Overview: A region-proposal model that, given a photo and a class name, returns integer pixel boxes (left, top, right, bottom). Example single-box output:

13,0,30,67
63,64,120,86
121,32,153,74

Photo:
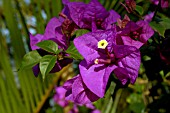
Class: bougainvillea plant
20,0,170,112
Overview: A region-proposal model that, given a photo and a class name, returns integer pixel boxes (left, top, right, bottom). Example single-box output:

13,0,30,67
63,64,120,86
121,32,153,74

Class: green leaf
165,72,170,78
56,49,63,54
143,55,151,61
129,102,145,113
39,55,57,80
20,50,42,70
73,29,89,38
150,21,166,37
135,5,143,15
66,42,83,60
160,18,170,29
127,93,143,104
36,40,58,54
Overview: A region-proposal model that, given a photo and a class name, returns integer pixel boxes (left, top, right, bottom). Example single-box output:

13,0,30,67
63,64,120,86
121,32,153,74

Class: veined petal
120,21,140,35
72,75,99,104
113,44,139,58
29,33,44,50
121,36,143,49
74,30,116,65
116,20,153,49
63,75,99,104
102,10,120,29
117,47,141,84
44,17,62,39
136,20,154,44
66,1,86,28
79,60,117,97
114,67,129,85
85,0,109,20
44,17,68,49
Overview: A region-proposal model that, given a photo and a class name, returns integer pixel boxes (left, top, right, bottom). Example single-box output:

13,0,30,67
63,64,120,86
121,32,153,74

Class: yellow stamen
97,39,108,49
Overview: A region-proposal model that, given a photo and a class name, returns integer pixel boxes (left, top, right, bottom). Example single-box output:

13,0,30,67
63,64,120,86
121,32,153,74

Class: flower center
130,31,140,40
95,40,116,65
57,52,64,60
96,18,103,29
97,39,108,49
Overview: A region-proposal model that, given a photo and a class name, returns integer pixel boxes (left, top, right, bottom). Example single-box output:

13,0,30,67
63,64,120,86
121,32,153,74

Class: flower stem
63,56,73,59
111,88,123,113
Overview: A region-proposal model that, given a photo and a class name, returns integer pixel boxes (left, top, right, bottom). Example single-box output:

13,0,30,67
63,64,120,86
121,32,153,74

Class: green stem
111,88,123,113
63,56,74,59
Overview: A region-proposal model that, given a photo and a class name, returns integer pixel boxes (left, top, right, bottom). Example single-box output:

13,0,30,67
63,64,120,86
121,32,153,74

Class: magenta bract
74,30,141,97
116,20,154,49
63,75,100,104
62,0,120,31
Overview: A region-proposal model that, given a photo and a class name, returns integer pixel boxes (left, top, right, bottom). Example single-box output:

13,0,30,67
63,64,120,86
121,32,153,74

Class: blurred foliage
0,0,170,113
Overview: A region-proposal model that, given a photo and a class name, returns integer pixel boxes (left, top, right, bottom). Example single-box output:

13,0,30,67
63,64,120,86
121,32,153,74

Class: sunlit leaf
66,42,83,60
36,40,58,54
165,72,170,78
150,21,166,37
135,5,143,15
20,50,42,70
39,55,57,80
160,18,170,29
73,29,89,38
129,102,145,113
